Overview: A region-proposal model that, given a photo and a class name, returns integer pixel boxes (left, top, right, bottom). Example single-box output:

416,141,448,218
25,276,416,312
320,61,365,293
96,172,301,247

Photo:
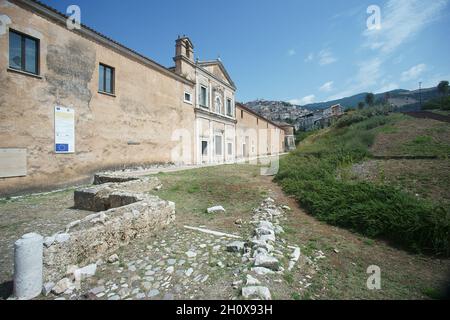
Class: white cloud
288,99,302,105
304,50,337,65
289,95,316,105
287,49,296,57
319,81,334,92
363,0,448,54
401,63,427,81
420,74,450,89
332,0,448,99
318,49,337,66
327,58,383,100
304,52,314,62
376,82,399,93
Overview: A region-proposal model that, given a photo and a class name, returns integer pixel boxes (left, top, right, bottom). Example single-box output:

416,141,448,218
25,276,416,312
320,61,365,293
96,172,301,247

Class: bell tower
174,35,195,78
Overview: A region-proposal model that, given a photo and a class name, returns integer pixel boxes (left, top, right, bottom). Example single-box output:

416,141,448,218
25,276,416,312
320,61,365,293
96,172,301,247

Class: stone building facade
235,104,285,160
170,37,238,165
0,0,286,196
276,123,296,151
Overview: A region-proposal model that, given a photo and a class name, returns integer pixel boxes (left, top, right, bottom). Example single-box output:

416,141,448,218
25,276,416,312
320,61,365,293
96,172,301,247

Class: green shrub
335,113,367,128
276,153,450,256
423,101,440,110
335,105,393,129
277,113,450,256
423,96,450,111
356,116,389,130
441,96,450,110
412,135,433,144
295,130,319,144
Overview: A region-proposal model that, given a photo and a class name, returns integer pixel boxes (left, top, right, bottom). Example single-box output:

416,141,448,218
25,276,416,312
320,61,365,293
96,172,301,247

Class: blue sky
41,0,450,104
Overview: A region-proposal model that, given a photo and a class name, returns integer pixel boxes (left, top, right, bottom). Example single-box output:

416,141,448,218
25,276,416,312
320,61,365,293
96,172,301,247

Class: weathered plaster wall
236,106,262,159
0,1,195,196
236,106,286,160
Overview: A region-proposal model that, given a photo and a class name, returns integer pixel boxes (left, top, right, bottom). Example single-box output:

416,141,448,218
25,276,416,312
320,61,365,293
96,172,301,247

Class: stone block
254,254,280,271
226,241,246,253
242,286,271,300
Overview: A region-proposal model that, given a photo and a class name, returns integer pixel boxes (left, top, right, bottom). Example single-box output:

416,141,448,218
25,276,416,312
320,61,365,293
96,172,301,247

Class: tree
437,81,449,109
384,92,391,104
438,81,449,95
358,102,365,110
365,93,375,107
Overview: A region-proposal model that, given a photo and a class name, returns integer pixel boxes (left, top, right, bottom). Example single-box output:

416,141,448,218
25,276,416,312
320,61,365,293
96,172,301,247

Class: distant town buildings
323,104,344,118
245,100,344,132
245,100,311,122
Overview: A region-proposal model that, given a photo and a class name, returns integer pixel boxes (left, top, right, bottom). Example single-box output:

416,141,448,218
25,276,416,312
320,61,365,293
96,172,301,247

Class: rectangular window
9,30,39,75
227,143,233,156
184,92,192,104
226,99,233,116
215,136,222,156
241,110,244,119
202,141,208,156
99,63,115,94
199,86,207,108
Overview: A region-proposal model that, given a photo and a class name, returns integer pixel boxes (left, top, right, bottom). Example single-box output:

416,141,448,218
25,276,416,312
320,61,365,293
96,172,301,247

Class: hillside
244,85,446,122
303,87,442,110
275,106,450,257
302,90,404,110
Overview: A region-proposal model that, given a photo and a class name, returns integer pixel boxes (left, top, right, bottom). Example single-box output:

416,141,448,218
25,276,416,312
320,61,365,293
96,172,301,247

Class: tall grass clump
276,108,450,256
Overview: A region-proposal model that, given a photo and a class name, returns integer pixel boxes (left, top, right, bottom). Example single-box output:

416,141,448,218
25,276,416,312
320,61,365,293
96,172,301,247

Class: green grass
0,187,77,204
421,287,447,300
275,107,450,256
295,130,319,145
291,292,301,300
150,165,264,218
284,272,295,285
431,110,450,116
363,239,375,246
299,112,407,159
379,125,399,134
402,135,450,158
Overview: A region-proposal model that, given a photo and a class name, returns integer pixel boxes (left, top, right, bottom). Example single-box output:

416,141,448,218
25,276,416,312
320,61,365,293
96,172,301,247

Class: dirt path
403,111,450,123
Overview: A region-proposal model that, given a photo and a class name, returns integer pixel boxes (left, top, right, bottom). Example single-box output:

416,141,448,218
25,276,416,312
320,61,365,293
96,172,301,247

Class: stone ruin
13,173,175,299
74,174,163,212
44,175,174,282
225,198,301,300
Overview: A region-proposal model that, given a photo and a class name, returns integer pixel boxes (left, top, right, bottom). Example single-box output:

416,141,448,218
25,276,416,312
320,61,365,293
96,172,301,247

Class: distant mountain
302,87,441,110
244,85,445,122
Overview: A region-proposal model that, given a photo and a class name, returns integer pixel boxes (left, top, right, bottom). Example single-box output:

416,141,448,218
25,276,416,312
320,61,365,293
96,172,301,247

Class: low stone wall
93,174,140,185
74,176,162,212
42,176,174,282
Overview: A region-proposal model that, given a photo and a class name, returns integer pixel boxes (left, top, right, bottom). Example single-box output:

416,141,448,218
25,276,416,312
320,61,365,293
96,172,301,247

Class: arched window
185,44,191,59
